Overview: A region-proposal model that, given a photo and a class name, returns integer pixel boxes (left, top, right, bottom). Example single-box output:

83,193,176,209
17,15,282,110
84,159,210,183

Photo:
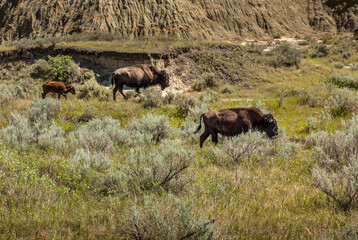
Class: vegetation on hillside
0,36,358,239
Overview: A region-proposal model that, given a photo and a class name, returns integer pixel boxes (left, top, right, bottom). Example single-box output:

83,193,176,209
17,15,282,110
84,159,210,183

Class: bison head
158,70,170,90
262,114,278,138
67,86,76,95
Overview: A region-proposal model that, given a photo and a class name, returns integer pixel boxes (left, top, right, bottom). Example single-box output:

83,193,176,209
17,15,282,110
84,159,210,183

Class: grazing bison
111,64,169,101
42,81,76,100
194,107,278,148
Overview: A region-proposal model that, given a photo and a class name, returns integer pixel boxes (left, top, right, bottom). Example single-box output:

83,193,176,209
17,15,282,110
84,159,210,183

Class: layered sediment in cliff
0,0,356,43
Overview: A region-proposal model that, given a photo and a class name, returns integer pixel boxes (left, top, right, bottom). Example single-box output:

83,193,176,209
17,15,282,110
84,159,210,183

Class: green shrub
78,69,95,83
37,124,65,150
309,44,329,58
192,73,219,91
192,79,207,91
333,62,344,69
321,34,335,44
266,43,301,68
1,114,35,151
138,88,164,108
199,90,219,103
126,139,193,193
0,99,64,151
304,111,331,133
76,105,98,123
210,131,271,167
31,59,52,79
47,55,80,82
221,85,234,94
0,84,16,105
327,88,358,116
104,170,129,194
126,113,172,144
124,194,215,240
166,93,200,119
350,63,358,71
307,115,358,210
202,73,218,88
297,40,309,46
69,117,126,154
76,78,111,101
296,89,325,107
332,42,355,59
327,73,358,89
72,149,111,174
26,98,61,124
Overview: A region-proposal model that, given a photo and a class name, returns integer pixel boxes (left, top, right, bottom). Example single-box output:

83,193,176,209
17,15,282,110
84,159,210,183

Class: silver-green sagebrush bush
76,78,111,101
124,194,215,240
0,75,34,105
27,98,61,123
266,43,301,68
104,169,129,194
0,99,64,151
326,88,358,116
1,114,35,151
139,88,164,108
76,105,98,122
210,131,272,166
0,84,17,105
37,124,65,150
307,115,358,210
327,73,358,89
69,117,126,154
126,113,172,144
72,149,112,174
297,89,325,107
126,139,193,194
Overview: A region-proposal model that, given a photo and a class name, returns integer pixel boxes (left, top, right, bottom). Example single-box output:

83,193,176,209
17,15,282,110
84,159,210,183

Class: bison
194,107,278,148
111,64,169,101
42,81,76,100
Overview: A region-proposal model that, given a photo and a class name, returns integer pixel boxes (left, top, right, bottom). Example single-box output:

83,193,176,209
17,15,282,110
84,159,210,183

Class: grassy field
0,37,358,239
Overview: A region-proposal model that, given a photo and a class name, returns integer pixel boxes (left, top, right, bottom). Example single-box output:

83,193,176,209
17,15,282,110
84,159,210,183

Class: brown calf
42,81,76,100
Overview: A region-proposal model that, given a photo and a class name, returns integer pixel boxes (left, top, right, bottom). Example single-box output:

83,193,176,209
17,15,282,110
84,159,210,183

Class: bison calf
42,81,76,100
194,107,278,148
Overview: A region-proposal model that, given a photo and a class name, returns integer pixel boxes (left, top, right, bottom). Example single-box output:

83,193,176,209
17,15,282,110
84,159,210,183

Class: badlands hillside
0,0,357,43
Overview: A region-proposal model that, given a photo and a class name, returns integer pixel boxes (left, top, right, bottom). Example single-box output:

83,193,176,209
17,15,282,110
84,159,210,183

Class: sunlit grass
57,39,239,52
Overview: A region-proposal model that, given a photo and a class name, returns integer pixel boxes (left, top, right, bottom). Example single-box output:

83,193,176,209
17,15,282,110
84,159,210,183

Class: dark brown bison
111,64,169,101
42,81,76,100
194,107,278,148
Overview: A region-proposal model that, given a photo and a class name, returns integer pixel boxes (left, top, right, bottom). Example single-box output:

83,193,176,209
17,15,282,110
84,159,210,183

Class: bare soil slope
0,0,357,42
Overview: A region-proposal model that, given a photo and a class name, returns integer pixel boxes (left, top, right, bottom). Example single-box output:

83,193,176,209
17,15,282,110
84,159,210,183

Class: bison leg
211,131,219,145
58,93,61,100
62,93,67,100
136,87,140,94
42,92,47,99
200,130,210,148
118,84,127,100
113,86,118,101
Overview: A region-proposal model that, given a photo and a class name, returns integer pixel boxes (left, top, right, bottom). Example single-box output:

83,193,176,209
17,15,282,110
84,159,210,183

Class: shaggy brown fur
194,107,278,148
42,81,76,100
111,64,169,100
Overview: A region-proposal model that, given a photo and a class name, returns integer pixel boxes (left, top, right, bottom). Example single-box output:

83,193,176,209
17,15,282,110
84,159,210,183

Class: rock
0,0,357,43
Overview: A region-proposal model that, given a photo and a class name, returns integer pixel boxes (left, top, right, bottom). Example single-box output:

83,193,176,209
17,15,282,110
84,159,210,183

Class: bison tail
111,76,114,87
193,113,204,134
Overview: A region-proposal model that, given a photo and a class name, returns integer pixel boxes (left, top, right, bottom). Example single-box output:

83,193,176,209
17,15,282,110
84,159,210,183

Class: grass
1,39,358,239
0,45,15,51
0,34,239,53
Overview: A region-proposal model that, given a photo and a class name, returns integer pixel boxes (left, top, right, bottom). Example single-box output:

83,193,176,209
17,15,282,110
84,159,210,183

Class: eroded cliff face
0,0,356,42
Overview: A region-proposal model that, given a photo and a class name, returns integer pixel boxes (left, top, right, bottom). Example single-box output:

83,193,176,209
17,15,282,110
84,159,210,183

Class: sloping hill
0,0,356,43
